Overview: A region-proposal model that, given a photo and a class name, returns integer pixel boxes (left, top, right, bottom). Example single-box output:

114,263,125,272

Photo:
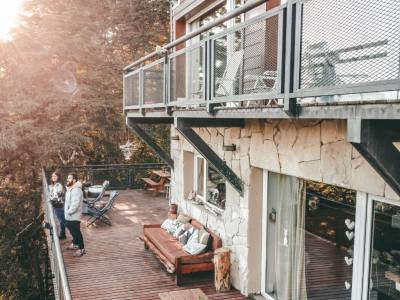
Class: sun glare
0,1,25,41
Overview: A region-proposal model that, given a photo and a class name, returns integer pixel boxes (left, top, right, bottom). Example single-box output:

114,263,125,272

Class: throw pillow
176,214,191,224
198,228,210,245
178,232,188,245
161,219,179,235
183,242,207,255
186,229,199,245
173,224,185,238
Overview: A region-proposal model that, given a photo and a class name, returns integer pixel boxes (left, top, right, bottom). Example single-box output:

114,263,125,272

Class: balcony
42,164,247,300
123,0,400,120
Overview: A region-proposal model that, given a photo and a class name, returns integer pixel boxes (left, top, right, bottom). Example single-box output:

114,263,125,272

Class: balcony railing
42,169,72,300
123,0,400,113
49,163,168,189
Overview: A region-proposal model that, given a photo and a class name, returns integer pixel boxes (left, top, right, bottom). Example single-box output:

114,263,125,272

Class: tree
0,0,171,298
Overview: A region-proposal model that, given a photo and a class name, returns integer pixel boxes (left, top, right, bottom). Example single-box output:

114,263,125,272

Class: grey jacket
64,181,83,221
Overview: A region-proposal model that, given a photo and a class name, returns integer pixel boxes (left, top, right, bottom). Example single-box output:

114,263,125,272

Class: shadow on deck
61,190,247,300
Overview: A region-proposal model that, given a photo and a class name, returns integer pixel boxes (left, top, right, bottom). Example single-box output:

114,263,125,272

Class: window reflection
369,201,400,299
206,164,226,210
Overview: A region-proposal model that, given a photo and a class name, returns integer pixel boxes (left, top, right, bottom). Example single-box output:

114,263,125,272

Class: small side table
214,247,231,292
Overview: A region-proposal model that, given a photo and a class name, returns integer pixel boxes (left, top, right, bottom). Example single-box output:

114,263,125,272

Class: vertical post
139,63,145,115
283,0,298,116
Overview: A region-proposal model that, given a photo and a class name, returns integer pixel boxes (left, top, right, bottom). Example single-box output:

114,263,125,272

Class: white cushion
183,242,207,255
173,224,185,238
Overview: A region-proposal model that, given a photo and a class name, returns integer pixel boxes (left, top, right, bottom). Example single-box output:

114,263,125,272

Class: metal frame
209,6,285,104
42,169,72,300
127,120,174,169
175,118,244,195
141,58,166,108
123,1,400,116
123,69,141,110
291,0,400,100
167,40,208,106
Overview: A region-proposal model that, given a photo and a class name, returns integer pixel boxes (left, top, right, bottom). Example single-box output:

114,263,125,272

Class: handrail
42,168,72,300
123,0,267,72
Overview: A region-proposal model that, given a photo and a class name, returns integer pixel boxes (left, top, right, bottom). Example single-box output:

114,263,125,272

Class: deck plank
61,190,247,300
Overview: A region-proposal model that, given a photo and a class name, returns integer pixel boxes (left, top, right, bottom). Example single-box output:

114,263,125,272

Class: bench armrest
143,223,162,229
176,251,214,265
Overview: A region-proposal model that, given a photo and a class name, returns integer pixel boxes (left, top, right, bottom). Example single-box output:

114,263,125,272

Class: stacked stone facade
170,119,399,295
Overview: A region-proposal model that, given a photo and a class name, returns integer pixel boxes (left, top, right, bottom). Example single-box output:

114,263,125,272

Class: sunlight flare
0,1,25,41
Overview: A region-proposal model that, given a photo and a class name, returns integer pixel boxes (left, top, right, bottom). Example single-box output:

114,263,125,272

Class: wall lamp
223,144,236,151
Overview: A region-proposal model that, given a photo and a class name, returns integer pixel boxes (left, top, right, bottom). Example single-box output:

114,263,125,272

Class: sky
0,0,25,41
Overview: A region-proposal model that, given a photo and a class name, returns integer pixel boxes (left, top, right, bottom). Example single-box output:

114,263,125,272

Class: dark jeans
54,207,66,236
66,220,85,250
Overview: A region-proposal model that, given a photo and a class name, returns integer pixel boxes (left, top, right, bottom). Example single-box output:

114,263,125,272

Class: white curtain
271,174,307,300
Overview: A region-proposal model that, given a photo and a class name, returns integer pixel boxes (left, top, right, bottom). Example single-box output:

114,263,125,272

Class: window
366,198,400,299
194,155,226,210
194,156,205,199
206,164,226,210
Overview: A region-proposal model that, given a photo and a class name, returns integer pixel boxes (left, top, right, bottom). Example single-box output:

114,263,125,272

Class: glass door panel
368,199,400,299
263,175,357,299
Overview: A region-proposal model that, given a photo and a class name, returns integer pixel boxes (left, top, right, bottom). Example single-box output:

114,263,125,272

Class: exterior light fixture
223,144,236,151
171,135,180,141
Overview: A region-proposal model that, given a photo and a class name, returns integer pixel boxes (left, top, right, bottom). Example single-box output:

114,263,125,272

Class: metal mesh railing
124,71,140,107
169,51,186,102
299,0,400,90
187,43,206,101
169,42,206,104
143,60,165,105
212,13,280,102
42,169,72,300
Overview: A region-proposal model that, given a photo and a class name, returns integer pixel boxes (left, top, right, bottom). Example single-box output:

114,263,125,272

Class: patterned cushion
176,214,191,224
198,228,210,245
183,242,207,255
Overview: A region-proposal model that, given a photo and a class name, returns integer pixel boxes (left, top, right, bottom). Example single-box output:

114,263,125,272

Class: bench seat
144,227,189,263
140,217,222,285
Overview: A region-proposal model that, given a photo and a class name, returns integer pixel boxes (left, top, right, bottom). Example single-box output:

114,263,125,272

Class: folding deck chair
215,49,244,97
83,180,110,210
86,191,119,227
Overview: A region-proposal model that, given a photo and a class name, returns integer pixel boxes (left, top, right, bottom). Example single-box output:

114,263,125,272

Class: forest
0,0,171,298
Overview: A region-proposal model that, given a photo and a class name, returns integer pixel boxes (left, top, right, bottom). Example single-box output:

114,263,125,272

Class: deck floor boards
61,190,247,300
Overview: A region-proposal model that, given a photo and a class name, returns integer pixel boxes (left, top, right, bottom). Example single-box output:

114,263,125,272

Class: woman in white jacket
64,173,85,257
49,171,67,239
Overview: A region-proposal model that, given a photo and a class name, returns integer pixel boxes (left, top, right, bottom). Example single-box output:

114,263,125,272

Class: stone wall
169,119,400,295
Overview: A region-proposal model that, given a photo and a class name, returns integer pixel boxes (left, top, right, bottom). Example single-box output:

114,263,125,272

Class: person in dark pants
64,173,86,257
49,171,68,239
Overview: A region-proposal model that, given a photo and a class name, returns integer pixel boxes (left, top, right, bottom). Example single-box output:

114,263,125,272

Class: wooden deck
60,190,247,300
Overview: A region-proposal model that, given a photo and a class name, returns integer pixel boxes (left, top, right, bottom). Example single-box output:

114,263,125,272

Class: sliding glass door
262,172,357,299
363,196,400,300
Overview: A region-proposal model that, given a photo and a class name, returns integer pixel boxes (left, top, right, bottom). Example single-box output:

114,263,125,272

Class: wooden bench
139,217,222,285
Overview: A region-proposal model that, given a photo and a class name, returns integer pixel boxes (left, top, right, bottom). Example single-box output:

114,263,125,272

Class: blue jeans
54,207,66,236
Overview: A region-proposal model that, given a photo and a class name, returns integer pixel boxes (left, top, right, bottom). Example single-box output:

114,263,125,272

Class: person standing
64,173,86,257
49,171,67,239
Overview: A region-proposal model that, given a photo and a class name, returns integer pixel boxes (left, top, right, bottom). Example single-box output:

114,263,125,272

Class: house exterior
123,0,400,299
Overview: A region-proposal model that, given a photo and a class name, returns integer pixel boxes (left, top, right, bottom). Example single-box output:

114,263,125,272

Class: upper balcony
123,0,400,121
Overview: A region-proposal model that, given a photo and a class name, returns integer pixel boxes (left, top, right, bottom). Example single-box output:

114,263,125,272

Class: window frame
194,155,206,201
261,170,400,300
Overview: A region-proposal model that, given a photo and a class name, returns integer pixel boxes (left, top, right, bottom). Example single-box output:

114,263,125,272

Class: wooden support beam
127,119,174,169
175,119,244,195
348,120,400,196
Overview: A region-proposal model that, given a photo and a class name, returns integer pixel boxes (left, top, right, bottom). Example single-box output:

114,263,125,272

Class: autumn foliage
0,0,170,298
